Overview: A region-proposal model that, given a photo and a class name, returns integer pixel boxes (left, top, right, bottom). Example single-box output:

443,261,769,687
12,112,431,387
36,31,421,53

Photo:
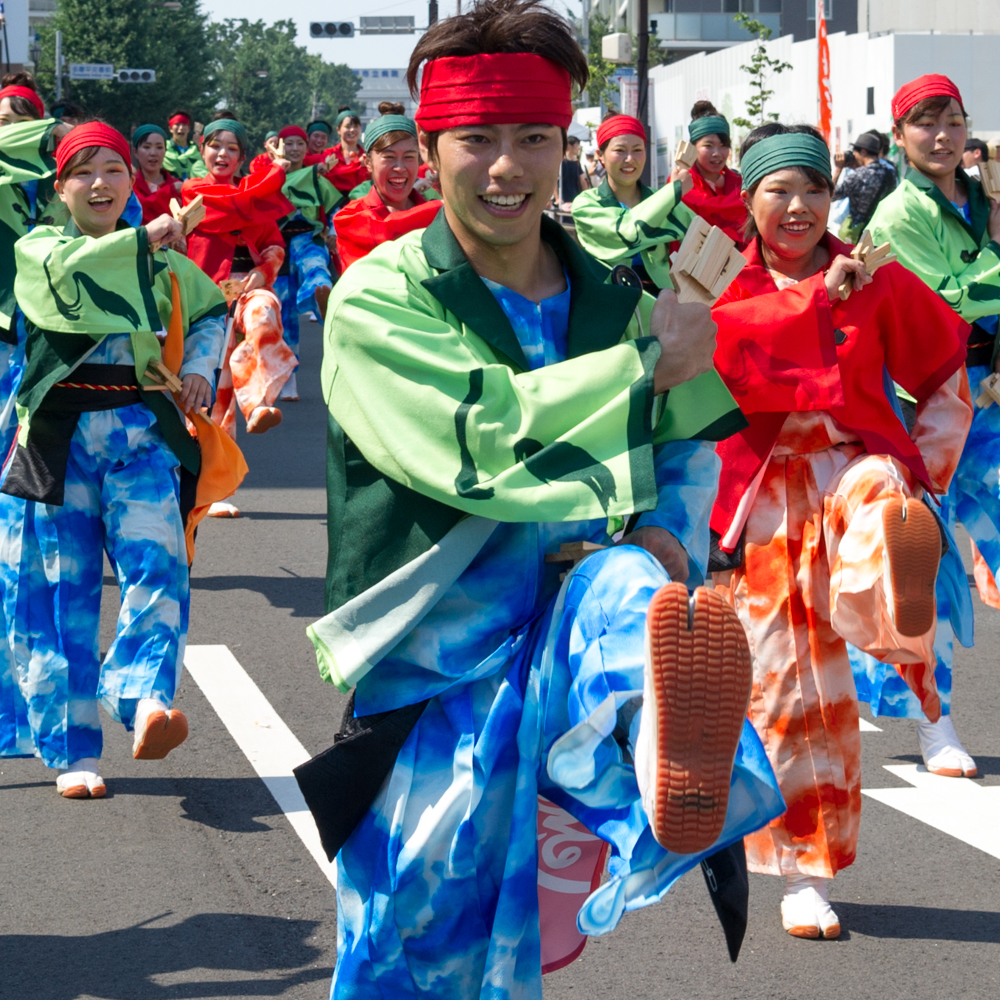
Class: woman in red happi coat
333,105,441,272
709,124,972,941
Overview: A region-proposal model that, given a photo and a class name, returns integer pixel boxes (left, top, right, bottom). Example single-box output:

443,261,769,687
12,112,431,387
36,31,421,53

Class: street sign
117,68,156,83
360,16,415,34
68,63,114,81
309,22,355,38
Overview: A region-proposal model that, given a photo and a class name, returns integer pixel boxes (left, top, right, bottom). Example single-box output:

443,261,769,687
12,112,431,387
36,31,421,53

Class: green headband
307,120,332,135
265,130,278,140
203,118,248,151
740,132,832,191
689,115,730,144
337,109,360,127
364,114,416,150
131,123,168,148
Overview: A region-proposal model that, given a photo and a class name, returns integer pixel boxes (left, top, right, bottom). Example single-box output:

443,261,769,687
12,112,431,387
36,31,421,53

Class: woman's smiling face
746,166,831,260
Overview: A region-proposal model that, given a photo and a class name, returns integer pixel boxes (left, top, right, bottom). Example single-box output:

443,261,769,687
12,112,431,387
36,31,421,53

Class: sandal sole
883,497,939,637
646,583,751,855
133,709,189,760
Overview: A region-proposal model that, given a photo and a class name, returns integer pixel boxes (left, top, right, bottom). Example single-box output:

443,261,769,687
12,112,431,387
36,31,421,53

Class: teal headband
364,114,416,150
203,118,248,151
689,115,730,144
265,130,278,140
131,123,168,148
740,132,832,191
337,109,360,127
307,120,332,135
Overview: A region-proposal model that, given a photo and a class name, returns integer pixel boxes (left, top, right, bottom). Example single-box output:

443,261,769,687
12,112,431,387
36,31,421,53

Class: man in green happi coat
302,2,783,996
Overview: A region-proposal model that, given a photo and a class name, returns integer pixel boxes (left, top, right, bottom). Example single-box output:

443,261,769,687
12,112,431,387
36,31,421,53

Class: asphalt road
1,316,998,1000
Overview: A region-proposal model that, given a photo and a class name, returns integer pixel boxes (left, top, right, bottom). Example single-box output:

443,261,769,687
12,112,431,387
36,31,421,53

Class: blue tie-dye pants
851,365,997,718
0,403,189,769
0,325,33,757
333,545,784,999
274,230,333,361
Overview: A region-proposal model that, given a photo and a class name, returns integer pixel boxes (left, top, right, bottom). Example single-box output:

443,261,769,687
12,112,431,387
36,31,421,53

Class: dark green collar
62,216,133,239
594,176,654,209
906,167,989,244
420,209,641,371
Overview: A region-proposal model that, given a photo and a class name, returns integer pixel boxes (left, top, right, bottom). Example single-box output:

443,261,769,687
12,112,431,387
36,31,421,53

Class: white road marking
184,644,337,888
859,717,882,732
863,764,1000,860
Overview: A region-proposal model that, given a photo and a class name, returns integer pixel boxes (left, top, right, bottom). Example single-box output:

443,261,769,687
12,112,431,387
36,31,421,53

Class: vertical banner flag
817,0,832,141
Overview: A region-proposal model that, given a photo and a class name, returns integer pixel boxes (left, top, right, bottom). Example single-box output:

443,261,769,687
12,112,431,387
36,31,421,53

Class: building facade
351,68,416,129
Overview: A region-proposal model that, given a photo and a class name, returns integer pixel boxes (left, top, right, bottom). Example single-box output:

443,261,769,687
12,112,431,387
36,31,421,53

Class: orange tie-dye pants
211,286,298,439
714,413,941,878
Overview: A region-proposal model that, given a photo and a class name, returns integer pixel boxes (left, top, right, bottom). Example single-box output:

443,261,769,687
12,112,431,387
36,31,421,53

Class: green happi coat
282,164,342,235
869,167,1000,330
321,210,743,628
571,177,695,289
163,139,208,180
0,118,63,334
12,220,226,472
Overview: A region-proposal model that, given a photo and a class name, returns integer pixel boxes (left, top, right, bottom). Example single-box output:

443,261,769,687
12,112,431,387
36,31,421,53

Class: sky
201,0,583,69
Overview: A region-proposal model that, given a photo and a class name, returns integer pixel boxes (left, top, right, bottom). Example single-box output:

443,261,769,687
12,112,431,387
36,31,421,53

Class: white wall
861,0,1000,35
650,28,1000,178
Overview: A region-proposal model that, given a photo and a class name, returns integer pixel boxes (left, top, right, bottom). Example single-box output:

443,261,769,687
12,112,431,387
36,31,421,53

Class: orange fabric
971,540,1000,609
164,270,248,562
211,281,296,438
714,416,942,878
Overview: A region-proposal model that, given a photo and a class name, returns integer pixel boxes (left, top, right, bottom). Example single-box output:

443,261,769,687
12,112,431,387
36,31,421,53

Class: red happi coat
306,142,370,193
133,169,182,225
710,233,969,548
334,186,442,271
682,165,746,245
182,166,293,284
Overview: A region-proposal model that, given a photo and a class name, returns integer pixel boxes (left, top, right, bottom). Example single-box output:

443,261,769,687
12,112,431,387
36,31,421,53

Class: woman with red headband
855,75,1000,780
333,106,441,271
709,122,970,939
306,1,784,995
675,101,745,244
0,121,239,799
163,109,207,180
181,117,301,516
260,124,337,400
571,112,695,293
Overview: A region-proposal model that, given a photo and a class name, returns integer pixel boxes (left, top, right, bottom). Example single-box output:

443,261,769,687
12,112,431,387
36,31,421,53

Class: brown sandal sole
647,583,752,855
883,497,939,637
133,709,189,760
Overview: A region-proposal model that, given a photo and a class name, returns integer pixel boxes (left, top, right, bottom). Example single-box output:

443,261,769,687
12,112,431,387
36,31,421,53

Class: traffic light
117,68,156,83
309,22,355,38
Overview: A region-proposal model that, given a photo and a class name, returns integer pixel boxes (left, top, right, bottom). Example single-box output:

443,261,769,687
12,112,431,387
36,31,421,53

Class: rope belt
54,381,139,391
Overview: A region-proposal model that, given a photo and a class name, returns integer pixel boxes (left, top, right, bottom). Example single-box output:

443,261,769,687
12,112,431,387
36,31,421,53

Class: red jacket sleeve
712,272,845,414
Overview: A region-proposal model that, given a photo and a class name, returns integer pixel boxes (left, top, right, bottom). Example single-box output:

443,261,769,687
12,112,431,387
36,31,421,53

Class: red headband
891,74,965,122
169,113,191,127
56,122,133,178
415,53,572,132
278,125,308,141
596,115,647,148
0,85,44,118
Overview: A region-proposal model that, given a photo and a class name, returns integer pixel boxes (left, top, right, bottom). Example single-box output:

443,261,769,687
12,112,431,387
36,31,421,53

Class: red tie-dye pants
714,413,943,877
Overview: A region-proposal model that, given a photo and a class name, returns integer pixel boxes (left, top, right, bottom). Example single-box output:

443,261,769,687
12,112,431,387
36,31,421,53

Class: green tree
36,0,214,133
730,13,792,129
206,20,361,152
